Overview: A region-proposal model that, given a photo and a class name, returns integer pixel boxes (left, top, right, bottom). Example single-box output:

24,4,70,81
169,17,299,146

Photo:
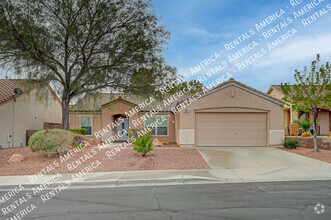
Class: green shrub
294,119,313,132
69,128,87,135
133,133,153,157
282,139,300,149
28,129,79,157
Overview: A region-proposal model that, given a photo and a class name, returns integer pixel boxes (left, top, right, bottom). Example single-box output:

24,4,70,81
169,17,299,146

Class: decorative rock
7,154,26,164
152,138,163,147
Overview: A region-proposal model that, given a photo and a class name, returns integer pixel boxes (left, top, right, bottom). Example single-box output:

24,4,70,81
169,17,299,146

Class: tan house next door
195,112,267,147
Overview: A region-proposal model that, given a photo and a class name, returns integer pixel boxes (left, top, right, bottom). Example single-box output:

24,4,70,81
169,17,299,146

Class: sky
1,0,330,94
153,0,331,92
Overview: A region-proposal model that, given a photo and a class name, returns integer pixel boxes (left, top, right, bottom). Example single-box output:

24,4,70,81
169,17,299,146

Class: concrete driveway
196,147,331,182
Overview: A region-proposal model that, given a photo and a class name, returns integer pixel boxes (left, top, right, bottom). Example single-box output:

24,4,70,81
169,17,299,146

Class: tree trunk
62,90,70,130
312,107,319,152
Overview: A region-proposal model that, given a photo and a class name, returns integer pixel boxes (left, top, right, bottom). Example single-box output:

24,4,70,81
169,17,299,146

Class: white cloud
256,32,331,67
188,27,222,40
187,27,235,41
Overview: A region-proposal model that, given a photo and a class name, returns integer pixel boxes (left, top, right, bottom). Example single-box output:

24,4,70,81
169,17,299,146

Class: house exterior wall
267,88,284,100
266,87,331,136
129,112,176,143
69,113,102,143
0,89,62,148
319,110,330,136
283,110,290,135
69,101,176,144
174,111,180,144
177,85,284,147
267,88,299,123
101,101,139,142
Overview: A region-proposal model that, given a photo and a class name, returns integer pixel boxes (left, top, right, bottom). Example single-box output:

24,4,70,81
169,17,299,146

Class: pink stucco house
69,79,284,147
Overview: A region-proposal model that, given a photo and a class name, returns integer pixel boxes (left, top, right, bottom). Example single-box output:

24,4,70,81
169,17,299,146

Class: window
81,117,92,135
145,118,156,135
156,118,168,136
144,117,168,136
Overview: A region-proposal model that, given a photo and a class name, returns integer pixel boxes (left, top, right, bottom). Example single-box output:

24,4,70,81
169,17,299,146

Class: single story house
267,85,331,136
70,79,284,147
0,77,62,148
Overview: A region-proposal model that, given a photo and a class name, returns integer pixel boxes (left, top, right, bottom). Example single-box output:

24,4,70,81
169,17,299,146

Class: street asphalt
1,180,330,220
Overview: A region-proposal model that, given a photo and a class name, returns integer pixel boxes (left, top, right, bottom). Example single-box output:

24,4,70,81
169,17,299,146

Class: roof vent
14,88,23,95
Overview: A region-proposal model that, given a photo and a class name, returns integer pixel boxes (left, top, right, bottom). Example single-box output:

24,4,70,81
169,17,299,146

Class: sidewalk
1,165,331,190
2,147,331,190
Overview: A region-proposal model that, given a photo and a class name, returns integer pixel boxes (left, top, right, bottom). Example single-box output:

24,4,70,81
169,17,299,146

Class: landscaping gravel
0,146,209,176
282,147,331,164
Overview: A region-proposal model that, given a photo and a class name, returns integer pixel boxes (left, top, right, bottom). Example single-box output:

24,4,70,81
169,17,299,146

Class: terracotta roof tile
177,79,284,106
70,80,284,112
70,93,192,112
0,79,34,104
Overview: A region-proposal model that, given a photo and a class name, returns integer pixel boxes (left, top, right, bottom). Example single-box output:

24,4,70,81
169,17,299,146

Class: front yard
282,147,331,164
0,146,209,176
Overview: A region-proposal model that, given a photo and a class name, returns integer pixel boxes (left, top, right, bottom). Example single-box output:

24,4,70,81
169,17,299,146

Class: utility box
7,134,12,143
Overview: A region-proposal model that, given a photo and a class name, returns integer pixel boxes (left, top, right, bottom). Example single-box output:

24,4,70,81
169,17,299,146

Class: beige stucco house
267,85,331,136
0,77,62,148
70,79,284,147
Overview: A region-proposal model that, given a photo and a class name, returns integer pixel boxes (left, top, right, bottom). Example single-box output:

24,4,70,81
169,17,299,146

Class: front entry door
117,118,128,141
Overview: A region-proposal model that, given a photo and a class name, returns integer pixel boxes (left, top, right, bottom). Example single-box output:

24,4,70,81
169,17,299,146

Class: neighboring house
0,77,62,148
70,79,284,147
267,85,331,136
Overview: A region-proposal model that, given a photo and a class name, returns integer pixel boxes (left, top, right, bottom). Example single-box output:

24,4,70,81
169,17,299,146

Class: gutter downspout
12,95,15,147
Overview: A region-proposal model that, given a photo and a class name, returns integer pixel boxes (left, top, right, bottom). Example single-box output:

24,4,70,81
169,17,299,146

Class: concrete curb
0,178,221,190
2,176,331,191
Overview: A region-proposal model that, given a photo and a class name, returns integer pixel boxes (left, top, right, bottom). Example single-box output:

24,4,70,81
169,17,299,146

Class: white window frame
144,116,169,137
79,116,93,136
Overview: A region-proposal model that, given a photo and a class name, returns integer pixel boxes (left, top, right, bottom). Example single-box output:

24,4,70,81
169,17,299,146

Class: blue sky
153,0,331,92
1,0,329,93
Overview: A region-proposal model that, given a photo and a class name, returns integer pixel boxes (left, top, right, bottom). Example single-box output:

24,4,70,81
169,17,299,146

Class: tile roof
268,85,327,95
0,79,35,105
70,79,285,112
70,93,192,112
177,78,284,106
0,78,62,106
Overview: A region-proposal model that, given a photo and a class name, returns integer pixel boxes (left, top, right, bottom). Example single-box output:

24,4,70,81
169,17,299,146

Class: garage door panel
196,113,267,146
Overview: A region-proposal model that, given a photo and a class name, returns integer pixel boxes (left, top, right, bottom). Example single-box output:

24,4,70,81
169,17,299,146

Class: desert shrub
69,128,87,135
282,139,300,149
72,134,92,147
162,141,168,145
28,129,82,157
133,133,153,157
294,119,313,132
301,132,312,137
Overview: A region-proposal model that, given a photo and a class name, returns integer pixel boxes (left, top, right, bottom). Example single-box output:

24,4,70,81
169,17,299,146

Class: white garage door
195,113,267,146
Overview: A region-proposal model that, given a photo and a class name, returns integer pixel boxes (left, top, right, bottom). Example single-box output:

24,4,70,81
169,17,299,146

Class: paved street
1,180,330,220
